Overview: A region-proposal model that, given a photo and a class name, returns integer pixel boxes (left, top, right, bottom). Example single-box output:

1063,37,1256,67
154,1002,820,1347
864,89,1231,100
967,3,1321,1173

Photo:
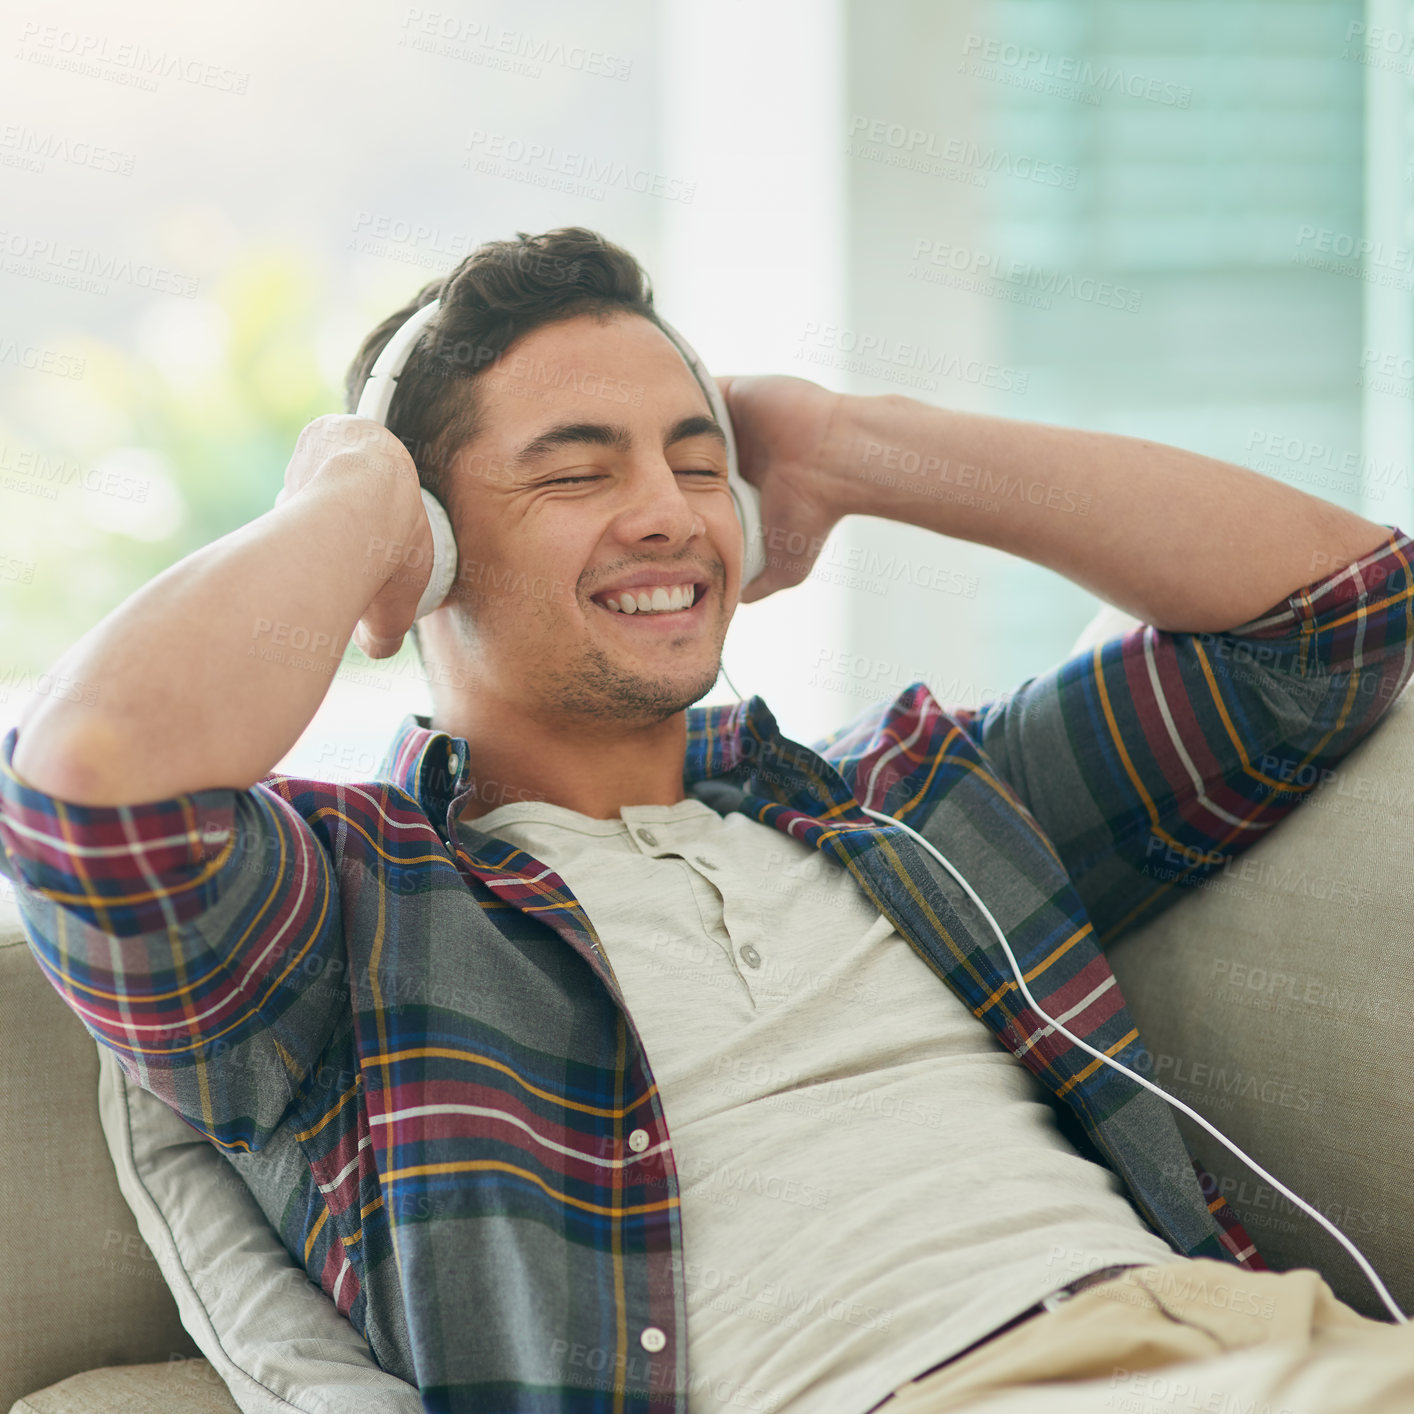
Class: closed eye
545,469,723,486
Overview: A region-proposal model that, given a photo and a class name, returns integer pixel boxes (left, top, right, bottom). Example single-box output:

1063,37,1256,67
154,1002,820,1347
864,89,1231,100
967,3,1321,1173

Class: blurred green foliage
0,248,344,676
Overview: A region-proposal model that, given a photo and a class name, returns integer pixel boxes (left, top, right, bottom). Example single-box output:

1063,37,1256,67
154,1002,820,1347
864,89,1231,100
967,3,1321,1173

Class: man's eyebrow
507,414,726,473
665,414,727,449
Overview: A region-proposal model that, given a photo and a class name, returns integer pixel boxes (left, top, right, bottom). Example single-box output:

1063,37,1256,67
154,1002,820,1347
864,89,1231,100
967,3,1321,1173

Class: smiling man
409,308,746,820
4,227,1414,1414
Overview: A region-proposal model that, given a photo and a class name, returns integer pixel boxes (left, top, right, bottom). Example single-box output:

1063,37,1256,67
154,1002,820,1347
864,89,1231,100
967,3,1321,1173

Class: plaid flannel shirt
1,524,1410,1413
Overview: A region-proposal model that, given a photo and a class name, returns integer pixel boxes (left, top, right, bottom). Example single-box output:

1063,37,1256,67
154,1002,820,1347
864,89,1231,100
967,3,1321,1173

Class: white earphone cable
854,803,1408,1324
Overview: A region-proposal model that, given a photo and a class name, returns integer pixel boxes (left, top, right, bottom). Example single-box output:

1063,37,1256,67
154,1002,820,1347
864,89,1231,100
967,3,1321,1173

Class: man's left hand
716,374,852,604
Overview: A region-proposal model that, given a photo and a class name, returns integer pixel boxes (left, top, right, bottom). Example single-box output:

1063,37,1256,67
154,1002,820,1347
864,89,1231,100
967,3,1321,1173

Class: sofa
4,600,1412,1412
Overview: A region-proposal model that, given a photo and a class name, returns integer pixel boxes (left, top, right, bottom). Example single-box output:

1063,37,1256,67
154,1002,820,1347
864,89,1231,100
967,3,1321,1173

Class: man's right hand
277,414,436,661
11,413,442,804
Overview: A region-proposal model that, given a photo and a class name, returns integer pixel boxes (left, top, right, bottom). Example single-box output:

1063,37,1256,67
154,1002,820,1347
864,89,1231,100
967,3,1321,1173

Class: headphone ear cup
708,384,765,587
653,316,767,588
730,475,766,587
414,488,460,620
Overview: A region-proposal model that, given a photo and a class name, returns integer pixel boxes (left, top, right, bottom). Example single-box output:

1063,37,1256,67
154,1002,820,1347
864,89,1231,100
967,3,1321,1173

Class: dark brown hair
344,226,663,514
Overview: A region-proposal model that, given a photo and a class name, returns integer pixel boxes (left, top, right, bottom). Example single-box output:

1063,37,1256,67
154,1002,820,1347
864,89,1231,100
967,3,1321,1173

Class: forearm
11,454,422,804
828,394,1395,631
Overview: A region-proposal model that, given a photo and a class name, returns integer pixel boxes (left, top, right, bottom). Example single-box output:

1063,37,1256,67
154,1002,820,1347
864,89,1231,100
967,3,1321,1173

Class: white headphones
353,298,766,619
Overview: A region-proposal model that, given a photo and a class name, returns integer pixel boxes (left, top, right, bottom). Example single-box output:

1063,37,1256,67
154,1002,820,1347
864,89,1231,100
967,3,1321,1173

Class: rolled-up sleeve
950,526,1414,948
0,726,346,1151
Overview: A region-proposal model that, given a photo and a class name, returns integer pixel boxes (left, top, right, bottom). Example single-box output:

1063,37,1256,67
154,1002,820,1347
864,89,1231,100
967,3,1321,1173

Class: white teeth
599,583,697,615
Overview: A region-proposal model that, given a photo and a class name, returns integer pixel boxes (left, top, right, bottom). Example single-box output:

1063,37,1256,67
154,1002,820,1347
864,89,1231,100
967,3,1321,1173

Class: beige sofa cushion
1071,605,1414,1321
96,1047,423,1414
10,1360,239,1413
0,892,199,1414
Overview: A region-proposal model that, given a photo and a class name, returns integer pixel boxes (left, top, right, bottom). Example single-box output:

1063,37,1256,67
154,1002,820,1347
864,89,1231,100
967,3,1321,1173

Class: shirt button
628,1128,650,1152
640,1326,666,1353
447,752,461,776
636,828,660,847
739,944,761,968
694,855,717,870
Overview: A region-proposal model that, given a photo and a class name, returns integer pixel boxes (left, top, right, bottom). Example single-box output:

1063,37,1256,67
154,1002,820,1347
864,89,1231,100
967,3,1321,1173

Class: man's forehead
449,317,723,491
474,316,712,440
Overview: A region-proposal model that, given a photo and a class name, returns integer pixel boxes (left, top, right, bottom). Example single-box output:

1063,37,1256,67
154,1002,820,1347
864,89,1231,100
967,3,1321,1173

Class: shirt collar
376,696,859,834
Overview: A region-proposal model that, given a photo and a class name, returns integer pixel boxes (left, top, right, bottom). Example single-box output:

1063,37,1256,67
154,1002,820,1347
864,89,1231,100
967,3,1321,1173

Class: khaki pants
878,1257,1414,1414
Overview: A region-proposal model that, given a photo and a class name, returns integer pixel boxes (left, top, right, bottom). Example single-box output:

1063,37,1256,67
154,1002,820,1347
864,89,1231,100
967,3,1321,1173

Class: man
1,225,1411,1414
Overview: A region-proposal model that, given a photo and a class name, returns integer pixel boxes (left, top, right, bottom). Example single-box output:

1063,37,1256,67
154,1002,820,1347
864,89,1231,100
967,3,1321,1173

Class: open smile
590,581,710,628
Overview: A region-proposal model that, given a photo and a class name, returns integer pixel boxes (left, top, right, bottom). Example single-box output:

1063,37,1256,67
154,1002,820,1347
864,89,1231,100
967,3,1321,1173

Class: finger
360,631,405,660
716,375,745,409
353,621,396,660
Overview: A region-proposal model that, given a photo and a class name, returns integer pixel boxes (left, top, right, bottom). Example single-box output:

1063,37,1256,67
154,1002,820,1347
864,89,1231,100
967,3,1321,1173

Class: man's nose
615,464,709,550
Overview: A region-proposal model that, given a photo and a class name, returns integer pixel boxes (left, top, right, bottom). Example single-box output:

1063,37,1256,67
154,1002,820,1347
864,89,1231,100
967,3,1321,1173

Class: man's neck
436,706,692,823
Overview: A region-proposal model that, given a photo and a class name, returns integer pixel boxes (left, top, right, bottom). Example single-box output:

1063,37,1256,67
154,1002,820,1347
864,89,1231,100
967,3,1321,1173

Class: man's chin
590,658,724,719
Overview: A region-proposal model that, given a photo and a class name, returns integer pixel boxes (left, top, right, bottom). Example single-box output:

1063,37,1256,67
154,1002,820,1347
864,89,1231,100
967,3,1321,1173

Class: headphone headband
355,299,443,424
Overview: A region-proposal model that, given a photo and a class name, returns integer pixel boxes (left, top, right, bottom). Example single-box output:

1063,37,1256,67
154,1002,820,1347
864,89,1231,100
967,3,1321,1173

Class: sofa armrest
10,1360,239,1413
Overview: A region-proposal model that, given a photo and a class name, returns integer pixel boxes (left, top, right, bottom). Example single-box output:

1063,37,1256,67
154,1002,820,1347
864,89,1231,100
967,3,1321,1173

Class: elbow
10,717,125,805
